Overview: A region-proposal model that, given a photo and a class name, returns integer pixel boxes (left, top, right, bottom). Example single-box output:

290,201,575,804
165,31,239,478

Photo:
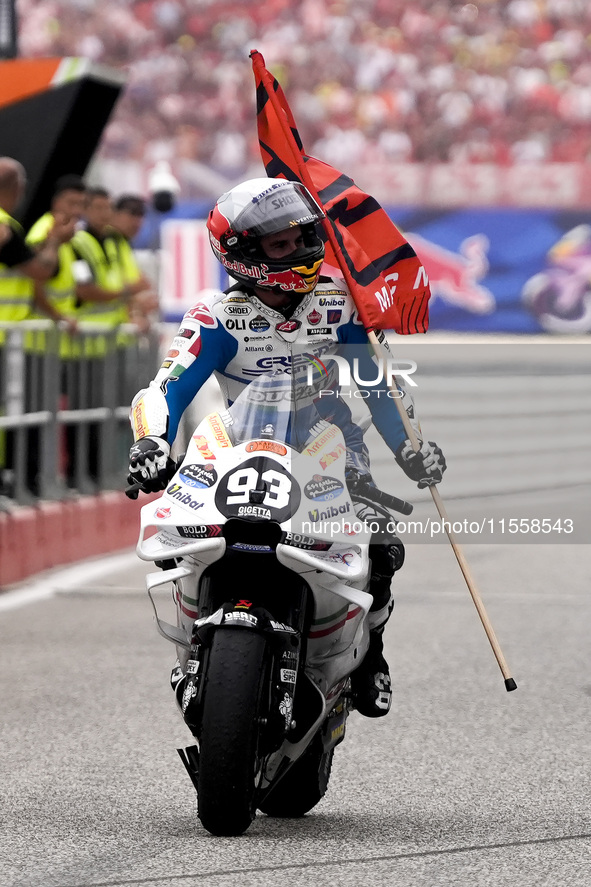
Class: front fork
180,602,303,749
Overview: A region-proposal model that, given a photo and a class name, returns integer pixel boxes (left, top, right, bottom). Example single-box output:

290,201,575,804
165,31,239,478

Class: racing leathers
131,277,422,468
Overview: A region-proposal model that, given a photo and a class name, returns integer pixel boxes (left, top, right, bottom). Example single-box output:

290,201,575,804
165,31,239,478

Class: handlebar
349,479,414,516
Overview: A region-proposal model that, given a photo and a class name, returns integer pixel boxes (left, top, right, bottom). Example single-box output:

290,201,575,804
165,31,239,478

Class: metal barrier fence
0,321,161,506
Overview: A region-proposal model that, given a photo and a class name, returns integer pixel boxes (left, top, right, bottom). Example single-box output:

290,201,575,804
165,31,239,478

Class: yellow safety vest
26,213,78,317
113,234,142,287
26,213,80,356
0,208,33,323
71,229,129,326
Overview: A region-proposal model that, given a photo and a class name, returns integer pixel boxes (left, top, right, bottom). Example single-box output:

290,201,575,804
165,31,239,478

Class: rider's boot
350,537,404,718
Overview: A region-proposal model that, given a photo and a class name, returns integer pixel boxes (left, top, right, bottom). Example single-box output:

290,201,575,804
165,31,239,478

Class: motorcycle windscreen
225,364,330,452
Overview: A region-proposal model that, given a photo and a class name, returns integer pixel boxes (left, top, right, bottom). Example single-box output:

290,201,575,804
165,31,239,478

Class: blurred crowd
17,0,591,194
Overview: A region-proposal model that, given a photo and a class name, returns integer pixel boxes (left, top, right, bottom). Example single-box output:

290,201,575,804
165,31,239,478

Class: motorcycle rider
128,178,446,718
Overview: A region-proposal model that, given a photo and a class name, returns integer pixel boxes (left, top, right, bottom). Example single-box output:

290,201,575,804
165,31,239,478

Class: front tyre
198,629,268,836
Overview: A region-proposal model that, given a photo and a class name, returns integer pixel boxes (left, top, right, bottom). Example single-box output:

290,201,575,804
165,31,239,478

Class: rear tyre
197,629,268,836
258,733,334,818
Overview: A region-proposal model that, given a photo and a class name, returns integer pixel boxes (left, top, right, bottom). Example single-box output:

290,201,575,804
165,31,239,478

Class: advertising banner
158,210,591,334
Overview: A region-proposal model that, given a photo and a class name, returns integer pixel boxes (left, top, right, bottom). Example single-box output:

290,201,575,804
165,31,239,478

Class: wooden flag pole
367,330,517,691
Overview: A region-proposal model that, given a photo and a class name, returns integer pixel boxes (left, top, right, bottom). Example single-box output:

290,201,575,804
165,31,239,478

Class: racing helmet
207,177,326,295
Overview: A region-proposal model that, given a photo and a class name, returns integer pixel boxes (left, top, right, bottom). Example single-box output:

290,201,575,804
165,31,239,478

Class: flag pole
367,330,516,691
252,50,516,691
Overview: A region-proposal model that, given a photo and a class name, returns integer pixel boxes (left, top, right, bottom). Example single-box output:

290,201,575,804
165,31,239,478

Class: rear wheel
197,629,268,836
258,732,334,818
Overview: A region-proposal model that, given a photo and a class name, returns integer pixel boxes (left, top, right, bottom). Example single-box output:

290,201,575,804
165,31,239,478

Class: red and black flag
251,49,430,334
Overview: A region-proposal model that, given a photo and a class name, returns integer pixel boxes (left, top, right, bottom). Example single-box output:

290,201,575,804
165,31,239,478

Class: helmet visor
233,181,325,237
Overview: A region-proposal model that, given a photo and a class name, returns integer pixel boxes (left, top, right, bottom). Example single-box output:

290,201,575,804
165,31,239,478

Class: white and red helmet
207,177,326,295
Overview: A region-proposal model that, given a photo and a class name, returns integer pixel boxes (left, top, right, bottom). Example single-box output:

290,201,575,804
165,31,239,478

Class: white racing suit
131,276,421,629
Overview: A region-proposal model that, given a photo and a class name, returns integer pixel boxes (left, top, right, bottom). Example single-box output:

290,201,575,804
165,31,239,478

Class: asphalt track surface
1,341,589,887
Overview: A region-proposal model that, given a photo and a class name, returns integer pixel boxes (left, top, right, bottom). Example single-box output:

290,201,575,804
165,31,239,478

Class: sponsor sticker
132,401,149,438
179,463,218,489
303,425,339,456
155,506,172,519
231,543,273,552
319,296,346,306
177,524,222,538
166,483,205,512
207,414,232,448
224,305,250,315
326,309,342,324
304,474,344,501
184,302,217,327
154,531,187,548
276,319,301,333
178,327,195,339
225,318,246,330
319,443,346,470
237,504,271,519
307,309,322,325
193,434,216,460
280,668,297,684
271,620,297,633
307,501,351,523
224,611,258,626
249,315,271,332
307,327,332,336
245,441,287,456
283,532,331,551
177,525,209,538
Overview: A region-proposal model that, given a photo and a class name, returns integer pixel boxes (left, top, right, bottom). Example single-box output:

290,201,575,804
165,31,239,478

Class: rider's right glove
127,436,173,492
395,439,447,489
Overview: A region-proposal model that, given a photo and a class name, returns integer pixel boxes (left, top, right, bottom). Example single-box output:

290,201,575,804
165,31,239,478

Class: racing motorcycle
128,367,412,836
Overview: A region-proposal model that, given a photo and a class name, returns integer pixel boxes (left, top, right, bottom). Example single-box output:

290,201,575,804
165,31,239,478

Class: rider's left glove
128,436,173,492
395,439,447,489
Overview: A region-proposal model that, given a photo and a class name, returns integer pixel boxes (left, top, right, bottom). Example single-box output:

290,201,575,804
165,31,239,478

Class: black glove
128,436,174,493
395,439,447,489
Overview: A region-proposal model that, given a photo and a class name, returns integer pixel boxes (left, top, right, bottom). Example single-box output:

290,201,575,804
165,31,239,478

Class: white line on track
0,549,139,612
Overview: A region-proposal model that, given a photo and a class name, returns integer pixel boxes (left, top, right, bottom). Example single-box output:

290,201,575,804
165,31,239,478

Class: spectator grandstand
16,0,591,203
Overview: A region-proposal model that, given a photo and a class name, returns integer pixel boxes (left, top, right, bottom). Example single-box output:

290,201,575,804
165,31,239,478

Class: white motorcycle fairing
137,406,373,697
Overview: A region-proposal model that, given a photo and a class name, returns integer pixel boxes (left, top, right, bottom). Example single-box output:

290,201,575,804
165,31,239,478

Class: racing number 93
215,457,301,523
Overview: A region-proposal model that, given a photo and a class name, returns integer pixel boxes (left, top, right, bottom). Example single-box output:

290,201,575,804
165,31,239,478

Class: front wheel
197,629,268,836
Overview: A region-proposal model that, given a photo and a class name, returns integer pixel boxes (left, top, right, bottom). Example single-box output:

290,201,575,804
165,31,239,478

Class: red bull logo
408,233,495,313
259,267,308,291
259,259,322,293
